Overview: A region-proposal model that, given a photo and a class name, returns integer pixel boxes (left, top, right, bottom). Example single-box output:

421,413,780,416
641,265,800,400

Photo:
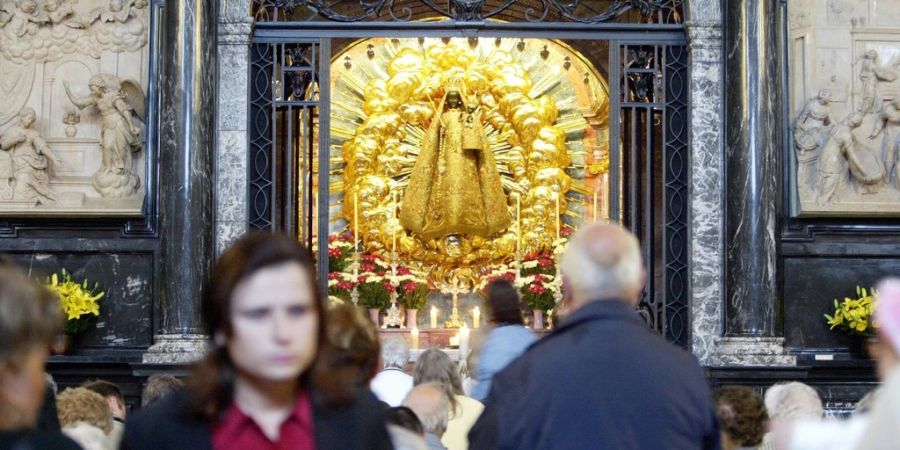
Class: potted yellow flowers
824,286,877,357
46,268,105,354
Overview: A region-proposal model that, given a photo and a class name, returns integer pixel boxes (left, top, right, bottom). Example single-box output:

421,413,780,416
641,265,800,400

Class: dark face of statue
446,91,463,110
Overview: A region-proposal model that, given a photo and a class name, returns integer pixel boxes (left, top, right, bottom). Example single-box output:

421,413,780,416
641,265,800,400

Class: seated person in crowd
414,349,483,450
0,263,80,449
470,279,535,402
81,379,126,445
56,387,115,450
141,374,184,409
371,336,414,406
386,406,428,450
404,383,451,450
715,386,767,450
322,303,381,392
760,382,821,450
82,380,127,423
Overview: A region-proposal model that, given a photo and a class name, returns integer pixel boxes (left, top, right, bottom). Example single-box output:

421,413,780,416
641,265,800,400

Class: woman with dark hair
413,349,483,450
122,232,391,449
469,279,535,402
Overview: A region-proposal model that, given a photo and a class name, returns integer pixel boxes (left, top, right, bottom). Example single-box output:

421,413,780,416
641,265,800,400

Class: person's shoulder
313,389,392,450
0,429,81,450
123,389,210,449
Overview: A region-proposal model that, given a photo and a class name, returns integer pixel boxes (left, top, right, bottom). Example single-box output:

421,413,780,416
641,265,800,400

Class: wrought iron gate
246,0,689,347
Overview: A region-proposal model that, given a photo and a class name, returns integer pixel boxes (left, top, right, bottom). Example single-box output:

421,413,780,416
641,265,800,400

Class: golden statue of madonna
399,89,511,241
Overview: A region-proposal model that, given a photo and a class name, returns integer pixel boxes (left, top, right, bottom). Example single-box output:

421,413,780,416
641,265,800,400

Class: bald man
403,383,450,450
469,224,721,450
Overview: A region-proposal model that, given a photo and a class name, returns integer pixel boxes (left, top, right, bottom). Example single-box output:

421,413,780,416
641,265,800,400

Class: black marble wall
0,231,159,361
780,232,900,357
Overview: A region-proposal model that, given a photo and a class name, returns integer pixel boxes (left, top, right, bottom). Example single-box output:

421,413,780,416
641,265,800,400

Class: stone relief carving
0,107,63,205
791,1,900,215
795,49,900,212
64,73,144,198
0,0,147,63
0,0,148,216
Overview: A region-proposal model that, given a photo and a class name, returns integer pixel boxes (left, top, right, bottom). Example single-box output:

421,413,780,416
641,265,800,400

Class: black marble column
145,0,217,362
723,0,781,337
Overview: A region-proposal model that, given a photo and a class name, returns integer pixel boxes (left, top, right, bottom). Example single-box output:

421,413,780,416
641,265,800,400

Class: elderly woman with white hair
759,382,822,450
371,336,414,406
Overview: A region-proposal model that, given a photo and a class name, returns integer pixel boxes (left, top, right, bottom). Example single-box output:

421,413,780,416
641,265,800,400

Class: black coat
468,300,721,450
121,388,392,450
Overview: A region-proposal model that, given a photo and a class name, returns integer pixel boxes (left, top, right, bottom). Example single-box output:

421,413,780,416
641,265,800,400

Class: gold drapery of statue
400,90,510,241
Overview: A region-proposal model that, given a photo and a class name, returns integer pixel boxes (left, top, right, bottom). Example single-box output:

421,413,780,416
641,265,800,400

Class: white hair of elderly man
560,223,644,308
381,336,411,370
764,382,823,420
402,382,450,437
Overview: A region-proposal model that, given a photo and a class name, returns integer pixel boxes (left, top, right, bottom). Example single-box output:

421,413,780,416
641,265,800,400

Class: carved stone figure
0,107,63,205
817,113,885,205
857,50,899,115
400,89,510,241
43,0,76,26
794,89,833,192
64,73,145,198
871,97,900,189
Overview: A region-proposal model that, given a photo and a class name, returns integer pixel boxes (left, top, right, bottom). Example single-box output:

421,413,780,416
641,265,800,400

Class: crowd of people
1,224,899,449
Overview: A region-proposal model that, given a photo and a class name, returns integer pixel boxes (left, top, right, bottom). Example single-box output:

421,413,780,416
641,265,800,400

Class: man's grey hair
560,224,643,303
381,336,410,369
764,382,823,420
402,382,449,436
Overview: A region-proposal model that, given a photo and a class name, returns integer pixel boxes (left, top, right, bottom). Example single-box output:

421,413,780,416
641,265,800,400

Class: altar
314,37,613,330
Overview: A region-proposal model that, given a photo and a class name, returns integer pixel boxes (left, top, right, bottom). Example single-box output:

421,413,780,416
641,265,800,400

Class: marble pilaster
215,15,252,256
717,0,794,366
686,20,724,366
144,0,218,363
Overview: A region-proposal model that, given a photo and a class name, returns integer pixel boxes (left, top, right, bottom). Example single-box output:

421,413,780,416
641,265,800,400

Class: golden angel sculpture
399,89,511,242
64,73,145,198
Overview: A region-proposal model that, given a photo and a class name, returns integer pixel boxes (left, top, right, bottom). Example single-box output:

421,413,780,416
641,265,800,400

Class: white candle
555,191,561,241
410,327,420,350
472,306,480,329
516,194,521,256
459,324,470,360
430,306,439,329
392,192,398,253
353,192,360,250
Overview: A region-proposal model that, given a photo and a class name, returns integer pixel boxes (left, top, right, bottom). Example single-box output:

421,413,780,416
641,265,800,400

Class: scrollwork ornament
254,0,662,23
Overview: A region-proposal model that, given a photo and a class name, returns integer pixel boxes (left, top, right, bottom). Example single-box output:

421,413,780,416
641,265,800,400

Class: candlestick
459,324,470,360
353,192,360,250
472,306,480,329
410,327,420,350
430,306,439,329
593,191,598,222
392,192,398,253
555,191,561,241
516,193,521,257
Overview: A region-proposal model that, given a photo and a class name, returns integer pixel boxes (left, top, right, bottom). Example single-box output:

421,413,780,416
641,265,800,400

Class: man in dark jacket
468,223,720,450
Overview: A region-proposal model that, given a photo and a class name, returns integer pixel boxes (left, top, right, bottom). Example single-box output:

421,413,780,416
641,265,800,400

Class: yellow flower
45,270,105,332
824,286,878,336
